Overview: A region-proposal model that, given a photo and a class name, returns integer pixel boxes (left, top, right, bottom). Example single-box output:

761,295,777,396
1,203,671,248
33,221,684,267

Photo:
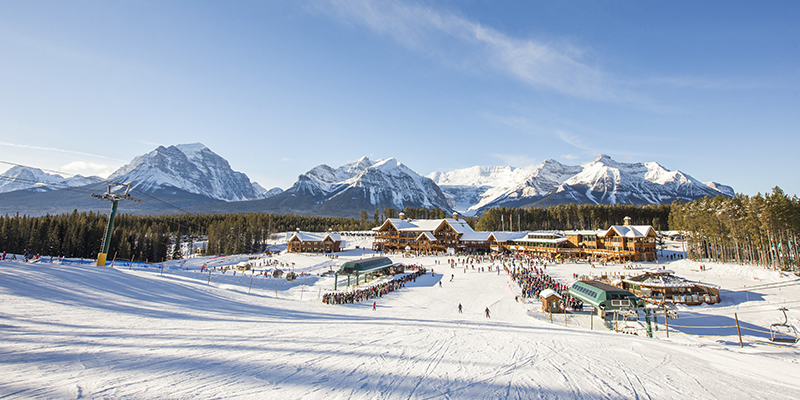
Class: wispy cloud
490,153,538,168
556,130,591,151
61,161,114,178
315,0,633,102
0,141,127,162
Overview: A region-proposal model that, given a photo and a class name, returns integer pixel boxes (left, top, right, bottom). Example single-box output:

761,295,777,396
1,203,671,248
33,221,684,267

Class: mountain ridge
0,145,734,217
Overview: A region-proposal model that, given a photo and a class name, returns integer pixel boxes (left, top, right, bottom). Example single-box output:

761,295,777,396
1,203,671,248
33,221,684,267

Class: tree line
669,187,799,271
0,211,364,262
4,192,796,272
474,203,671,232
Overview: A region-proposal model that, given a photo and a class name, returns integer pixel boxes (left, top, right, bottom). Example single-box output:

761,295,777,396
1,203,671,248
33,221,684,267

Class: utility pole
92,183,141,266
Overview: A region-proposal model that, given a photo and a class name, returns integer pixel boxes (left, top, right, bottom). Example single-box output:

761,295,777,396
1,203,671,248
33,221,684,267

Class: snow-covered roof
289,232,342,243
603,225,657,238
376,218,476,234
563,230,605,236
416,232,437,242
459,232,492,242
489,232,529,242
623,271,696,288
513,237,569,245
539,288,562,299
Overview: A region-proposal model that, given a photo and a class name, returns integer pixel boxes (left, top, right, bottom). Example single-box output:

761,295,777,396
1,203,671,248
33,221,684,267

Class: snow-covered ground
1,239,799,399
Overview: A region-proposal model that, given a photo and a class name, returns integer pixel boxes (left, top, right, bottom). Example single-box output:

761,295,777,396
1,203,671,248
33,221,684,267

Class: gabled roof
436,218,475,234
603,225,658,238
288,231,341,243
416,232,437,242
374,218,476,234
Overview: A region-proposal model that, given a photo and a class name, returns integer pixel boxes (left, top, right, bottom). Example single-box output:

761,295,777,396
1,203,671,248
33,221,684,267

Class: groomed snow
1,240,799,399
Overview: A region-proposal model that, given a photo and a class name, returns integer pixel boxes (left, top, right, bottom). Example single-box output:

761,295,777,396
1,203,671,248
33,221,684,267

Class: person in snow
458,303,463,313
439,281,442,287
485,307,491,318
372,301,376,311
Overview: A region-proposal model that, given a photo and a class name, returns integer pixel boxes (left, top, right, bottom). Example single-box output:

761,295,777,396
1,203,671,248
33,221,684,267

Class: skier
485,307,491,318
458,303,463,313
373,301,376,311
439,281,442,288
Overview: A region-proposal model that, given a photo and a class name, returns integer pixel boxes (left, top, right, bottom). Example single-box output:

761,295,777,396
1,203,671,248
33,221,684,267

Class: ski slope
1,246,799,399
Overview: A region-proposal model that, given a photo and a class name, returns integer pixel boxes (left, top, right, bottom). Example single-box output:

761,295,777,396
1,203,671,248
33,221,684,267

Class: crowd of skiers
509,260,583,311
322,268,428,305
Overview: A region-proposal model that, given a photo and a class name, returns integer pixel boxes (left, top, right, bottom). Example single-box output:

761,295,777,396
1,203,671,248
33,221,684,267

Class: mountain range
428,155,735,216
0,143,733,217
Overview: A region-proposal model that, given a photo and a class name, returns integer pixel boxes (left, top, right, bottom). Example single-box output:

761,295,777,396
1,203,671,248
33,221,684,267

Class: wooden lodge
508,217,658,262
621,269,720,305
372,214,658,262
372,212,526,253
287,230,342,253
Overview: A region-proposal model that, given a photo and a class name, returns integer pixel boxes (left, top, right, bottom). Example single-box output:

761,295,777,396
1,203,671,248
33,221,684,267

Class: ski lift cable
0,174,99,193
1,160,205,230
0,173,202,232
0,175,102,196
121,199,206,235
725,279,800,292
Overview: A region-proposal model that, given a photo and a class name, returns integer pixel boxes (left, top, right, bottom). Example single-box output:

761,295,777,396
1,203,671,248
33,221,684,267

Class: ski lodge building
287,230,343,253
372,214,658,262
507,217,658,262
620,269,720,305
371,213,527,254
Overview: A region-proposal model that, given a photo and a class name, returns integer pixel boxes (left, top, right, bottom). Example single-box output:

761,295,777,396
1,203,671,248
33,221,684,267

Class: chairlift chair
769,307,799,344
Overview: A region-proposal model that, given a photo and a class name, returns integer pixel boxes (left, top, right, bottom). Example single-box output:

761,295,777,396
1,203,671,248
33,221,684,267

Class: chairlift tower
91,183,141,266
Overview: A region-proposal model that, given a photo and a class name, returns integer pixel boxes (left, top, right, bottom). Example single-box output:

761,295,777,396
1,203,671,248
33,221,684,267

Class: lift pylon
91,183,142,266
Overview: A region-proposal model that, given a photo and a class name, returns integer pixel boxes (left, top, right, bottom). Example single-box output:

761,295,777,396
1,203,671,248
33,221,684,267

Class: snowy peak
252,182,283,199
0,165,102,194
432,154,734,214
108,143,265,202
283,156,451,212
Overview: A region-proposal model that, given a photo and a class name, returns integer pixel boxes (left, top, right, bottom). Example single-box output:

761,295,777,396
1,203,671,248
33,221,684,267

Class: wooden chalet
287,230,342,253
372,212,496,253
597,217,658,262
508,231,573,258
621,269,720,305
370,214,658,261
507,217,658,262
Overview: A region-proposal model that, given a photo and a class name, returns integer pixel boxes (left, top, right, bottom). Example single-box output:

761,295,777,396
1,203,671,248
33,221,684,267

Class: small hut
540,288,564,313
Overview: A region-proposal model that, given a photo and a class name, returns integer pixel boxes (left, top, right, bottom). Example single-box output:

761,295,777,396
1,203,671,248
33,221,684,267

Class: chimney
398,212,405,220
623,216,631,226
452,212,459,220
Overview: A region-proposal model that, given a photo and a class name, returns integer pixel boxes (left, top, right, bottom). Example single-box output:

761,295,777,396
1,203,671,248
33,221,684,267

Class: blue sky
1,0,798,196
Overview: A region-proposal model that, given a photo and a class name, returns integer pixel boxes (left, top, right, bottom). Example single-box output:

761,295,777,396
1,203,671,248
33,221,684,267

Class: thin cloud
61,161,114,178
490,153,538,168
556,130,591,151
0,141,127,162
316,0,633,102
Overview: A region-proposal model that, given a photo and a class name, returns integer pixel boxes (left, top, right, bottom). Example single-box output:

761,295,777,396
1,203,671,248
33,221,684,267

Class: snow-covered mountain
429,155,734,215
108,143,267,202
252,182,284,199
0,166,102,194
263,156,452,216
